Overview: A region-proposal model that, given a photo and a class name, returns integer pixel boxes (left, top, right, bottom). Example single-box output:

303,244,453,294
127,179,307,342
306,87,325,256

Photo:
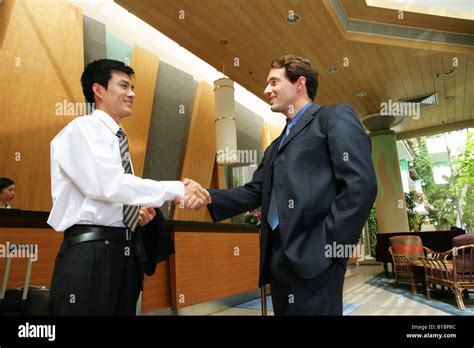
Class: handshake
175,178,212,210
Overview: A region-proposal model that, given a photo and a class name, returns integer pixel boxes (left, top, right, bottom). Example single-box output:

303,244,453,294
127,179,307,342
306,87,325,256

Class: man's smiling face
264,67,298,115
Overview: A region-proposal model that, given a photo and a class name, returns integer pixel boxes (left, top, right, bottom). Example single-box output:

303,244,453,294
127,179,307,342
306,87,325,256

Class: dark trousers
49,236,141,315
269,232,347,315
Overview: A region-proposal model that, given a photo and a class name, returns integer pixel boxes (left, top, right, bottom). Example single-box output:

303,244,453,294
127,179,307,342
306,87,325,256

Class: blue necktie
267,121,295,230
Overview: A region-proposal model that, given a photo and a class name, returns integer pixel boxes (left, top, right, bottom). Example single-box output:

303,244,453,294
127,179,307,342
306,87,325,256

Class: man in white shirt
48,59,210,315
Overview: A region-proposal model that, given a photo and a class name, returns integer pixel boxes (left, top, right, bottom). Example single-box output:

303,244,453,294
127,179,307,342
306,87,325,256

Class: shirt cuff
162,181,185,201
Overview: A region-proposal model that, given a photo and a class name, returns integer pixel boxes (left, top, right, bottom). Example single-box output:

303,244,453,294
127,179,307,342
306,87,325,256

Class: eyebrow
267,77,280,83
118,79,135,89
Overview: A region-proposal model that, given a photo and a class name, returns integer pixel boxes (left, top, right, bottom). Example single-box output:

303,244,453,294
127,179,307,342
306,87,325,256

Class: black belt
64,224,132,246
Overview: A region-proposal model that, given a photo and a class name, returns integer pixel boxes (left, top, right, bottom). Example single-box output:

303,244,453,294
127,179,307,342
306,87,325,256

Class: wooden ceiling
115,0,474,137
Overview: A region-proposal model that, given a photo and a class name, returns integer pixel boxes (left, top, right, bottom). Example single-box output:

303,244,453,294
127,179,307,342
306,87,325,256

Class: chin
271,105,284,113
121,109,133,117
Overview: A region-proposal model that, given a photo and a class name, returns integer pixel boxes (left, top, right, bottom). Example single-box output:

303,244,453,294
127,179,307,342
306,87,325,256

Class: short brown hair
270,55,318,100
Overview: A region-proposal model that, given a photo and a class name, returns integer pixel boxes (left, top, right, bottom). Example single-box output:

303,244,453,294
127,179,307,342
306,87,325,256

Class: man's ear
296,76,307,92
92,82,104,102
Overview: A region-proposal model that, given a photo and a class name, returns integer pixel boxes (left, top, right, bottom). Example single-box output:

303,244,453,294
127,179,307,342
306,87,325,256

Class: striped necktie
116,128,139,232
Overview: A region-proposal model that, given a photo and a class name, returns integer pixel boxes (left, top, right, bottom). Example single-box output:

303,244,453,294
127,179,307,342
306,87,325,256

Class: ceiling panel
115,0,474,136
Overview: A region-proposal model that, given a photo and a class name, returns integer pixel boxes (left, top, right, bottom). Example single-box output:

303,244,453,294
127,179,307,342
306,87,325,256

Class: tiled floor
212,264,449,315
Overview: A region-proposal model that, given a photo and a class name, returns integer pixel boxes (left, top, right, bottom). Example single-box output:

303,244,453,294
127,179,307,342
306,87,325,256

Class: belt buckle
125,228,132,241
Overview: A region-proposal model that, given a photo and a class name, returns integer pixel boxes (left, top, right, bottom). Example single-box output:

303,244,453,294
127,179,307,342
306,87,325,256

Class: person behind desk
0,177,15,209
47,59,210,315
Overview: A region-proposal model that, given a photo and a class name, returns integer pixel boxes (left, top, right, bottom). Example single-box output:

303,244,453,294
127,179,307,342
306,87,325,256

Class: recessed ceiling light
286,12,301,23
446,95,455,101
356,91,367,97
443,69,455,76
327,67,338,73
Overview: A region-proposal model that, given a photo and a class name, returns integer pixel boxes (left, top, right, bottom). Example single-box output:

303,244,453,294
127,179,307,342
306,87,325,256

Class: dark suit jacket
208,103,377,286
135,208,175,277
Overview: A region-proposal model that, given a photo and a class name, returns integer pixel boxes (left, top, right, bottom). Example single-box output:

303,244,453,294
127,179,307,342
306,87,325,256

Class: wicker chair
419,234,474,311
389,235,433,294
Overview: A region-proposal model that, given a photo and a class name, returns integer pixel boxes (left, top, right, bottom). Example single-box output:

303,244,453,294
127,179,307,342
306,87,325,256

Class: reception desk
0,210,260,314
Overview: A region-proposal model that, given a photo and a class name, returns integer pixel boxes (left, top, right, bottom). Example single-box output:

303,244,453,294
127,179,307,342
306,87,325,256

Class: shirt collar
92,109,121,135
288,102,313,127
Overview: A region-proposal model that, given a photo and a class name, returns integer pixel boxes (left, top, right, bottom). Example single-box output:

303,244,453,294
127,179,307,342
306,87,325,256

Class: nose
264,84,272,97
128,88,135,98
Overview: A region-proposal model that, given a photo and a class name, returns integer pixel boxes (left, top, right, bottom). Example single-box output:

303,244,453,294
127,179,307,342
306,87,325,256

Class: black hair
0,177,15,191
81,59,135,104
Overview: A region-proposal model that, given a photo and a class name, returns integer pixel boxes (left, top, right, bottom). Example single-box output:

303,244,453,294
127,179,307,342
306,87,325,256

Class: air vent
400,92,438,107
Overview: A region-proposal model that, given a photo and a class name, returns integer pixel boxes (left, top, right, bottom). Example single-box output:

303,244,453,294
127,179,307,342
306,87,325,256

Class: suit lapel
278,103,321,152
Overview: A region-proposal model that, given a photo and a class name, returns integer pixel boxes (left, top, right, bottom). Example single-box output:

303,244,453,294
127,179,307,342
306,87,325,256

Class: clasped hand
175,178,211,210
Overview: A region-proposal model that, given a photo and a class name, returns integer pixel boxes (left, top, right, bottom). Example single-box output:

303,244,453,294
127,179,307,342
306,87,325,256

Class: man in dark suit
207,55,377,315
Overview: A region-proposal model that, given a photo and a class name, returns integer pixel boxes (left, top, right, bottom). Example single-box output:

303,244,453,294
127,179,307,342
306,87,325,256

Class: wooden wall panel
262,121,283,150
0,0,14,48
141,261,171,313
0,0,84,211
173,82,217,222
202,159,231,223
170,232,259,309
0,228,62,288
121,45,160,178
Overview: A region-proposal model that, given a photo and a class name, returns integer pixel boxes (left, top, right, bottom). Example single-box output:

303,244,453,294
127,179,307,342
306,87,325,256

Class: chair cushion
425,263,474,282
425,262,453,280
452,233,473,247
453,246,474,276
389,235,424,264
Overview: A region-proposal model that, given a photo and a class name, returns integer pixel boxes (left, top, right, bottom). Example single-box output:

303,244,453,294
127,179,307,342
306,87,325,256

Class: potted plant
244,210,261,225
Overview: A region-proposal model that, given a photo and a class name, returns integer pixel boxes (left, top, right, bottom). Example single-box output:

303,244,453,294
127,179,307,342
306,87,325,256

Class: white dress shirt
47,109,185,232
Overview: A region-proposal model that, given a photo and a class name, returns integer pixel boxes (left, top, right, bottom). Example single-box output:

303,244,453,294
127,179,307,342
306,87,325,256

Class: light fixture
286,11,301,23
443,69,455,76
356,91,367,97
214,77,238,165
445,95,455,101
327,67,338,73
401,92,437,106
